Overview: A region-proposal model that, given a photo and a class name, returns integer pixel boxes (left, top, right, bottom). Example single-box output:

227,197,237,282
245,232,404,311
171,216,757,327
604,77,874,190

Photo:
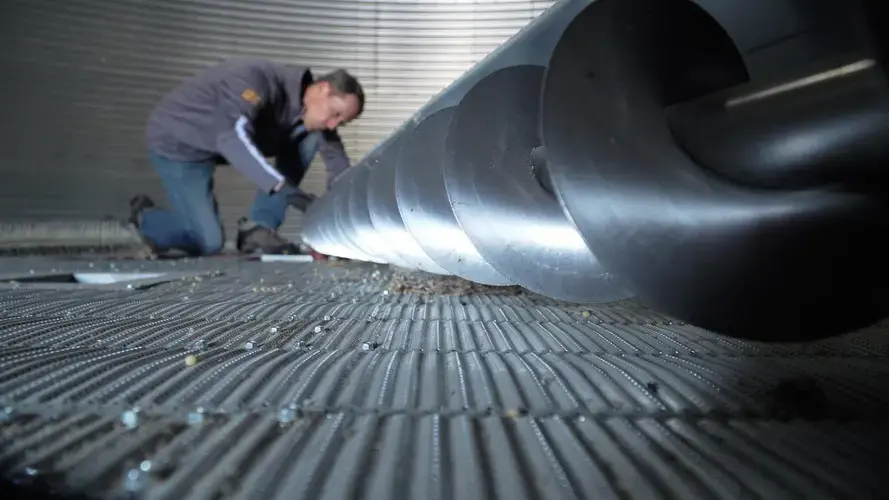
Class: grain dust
387,271,525,296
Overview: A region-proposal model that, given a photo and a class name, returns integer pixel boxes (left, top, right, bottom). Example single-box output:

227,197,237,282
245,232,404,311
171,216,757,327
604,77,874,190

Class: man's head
302,69,365,131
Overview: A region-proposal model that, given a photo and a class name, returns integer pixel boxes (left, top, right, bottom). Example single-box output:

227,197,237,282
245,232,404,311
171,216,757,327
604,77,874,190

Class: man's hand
287,192,318,212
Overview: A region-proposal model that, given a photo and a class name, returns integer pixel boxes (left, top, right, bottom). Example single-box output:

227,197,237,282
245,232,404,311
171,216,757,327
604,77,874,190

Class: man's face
303,81,360,131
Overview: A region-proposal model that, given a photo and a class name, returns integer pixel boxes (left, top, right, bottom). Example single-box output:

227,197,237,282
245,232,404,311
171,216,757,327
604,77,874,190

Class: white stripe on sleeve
235,115,285,182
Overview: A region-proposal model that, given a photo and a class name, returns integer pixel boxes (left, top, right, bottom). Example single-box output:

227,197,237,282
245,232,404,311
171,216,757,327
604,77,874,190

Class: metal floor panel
0,256,888,499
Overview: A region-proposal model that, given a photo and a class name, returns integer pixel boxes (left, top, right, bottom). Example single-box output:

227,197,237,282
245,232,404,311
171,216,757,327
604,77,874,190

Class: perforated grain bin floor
0,255,887,499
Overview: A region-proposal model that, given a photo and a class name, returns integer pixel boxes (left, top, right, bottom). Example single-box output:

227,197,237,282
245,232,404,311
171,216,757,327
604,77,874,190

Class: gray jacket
146,58,351,193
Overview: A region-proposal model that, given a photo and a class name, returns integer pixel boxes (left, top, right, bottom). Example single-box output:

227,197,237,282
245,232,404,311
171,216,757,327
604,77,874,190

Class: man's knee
199,236,224,255
191,225,224,255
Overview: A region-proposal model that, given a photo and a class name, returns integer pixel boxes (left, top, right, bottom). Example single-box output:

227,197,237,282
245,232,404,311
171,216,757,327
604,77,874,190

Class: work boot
236,218,300,255
127,195,159,259
129,195,155,228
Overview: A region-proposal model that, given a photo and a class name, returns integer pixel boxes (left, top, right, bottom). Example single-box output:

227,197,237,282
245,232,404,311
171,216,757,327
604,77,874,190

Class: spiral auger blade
304,0,889,341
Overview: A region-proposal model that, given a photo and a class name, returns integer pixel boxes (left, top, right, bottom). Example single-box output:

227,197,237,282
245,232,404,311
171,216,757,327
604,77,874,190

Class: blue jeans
139,134,320,255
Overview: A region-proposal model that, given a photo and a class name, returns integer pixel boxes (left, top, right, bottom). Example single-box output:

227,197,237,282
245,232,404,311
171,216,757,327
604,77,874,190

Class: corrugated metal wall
0,0,554,243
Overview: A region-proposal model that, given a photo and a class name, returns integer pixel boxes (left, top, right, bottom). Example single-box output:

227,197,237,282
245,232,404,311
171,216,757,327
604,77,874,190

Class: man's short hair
316,69,365,117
